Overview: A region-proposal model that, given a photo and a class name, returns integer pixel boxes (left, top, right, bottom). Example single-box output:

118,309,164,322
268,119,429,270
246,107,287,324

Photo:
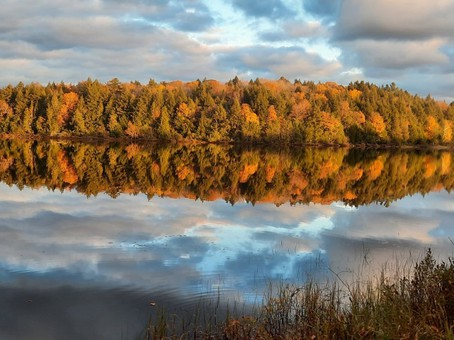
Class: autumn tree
264,105,281,141
0,99,13,131
0,77,452,146
45,92,62,136
425,115,441,142
240,103,260,140
158,106,172,139
174,101,196,139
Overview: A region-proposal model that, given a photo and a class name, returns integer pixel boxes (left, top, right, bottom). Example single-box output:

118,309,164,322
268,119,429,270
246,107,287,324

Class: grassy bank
141,249,454,339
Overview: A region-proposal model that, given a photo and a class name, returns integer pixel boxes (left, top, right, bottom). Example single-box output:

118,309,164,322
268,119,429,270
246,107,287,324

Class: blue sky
1,0,453,101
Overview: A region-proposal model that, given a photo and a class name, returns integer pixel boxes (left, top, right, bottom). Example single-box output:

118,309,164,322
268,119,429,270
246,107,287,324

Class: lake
0,140,453,339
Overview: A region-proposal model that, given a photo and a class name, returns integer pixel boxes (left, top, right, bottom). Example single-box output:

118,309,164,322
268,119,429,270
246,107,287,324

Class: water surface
0,140,453,339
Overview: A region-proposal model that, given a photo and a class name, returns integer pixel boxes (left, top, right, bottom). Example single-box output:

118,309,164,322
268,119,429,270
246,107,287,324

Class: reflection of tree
0,139,453,206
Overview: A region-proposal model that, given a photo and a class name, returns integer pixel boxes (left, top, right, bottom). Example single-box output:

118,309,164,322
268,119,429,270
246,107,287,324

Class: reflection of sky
1,183,454,338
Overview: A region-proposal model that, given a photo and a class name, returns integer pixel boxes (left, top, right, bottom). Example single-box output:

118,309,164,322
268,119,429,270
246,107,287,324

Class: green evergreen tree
158,106,172,139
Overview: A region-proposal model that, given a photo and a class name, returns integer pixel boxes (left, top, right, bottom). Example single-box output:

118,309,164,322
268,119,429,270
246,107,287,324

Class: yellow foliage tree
0,99,13,117
339,100,365,127
125,121,140,138
442,119,452,143
241,104,259,125
267,105,278,122
319,112,348,144
291,99,311,120
369,112,387,139
314,92,328,103
348,89,362,100
425,115,441,141
176,102,196,118
59,92,79,127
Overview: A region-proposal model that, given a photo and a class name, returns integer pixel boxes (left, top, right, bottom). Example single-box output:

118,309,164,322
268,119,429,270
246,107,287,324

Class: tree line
0,139,452,206
0,77,453,145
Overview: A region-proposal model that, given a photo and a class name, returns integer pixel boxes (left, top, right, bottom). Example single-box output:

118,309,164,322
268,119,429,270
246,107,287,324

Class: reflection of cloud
1,184,334,288
1,185,453,290
214,201,335,228
318,192,454,283
1,184,454,337
331,208,437,243
0,183,453,339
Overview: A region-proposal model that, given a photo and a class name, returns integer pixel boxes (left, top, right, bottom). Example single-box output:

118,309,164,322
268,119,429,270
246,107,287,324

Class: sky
0,0,454,101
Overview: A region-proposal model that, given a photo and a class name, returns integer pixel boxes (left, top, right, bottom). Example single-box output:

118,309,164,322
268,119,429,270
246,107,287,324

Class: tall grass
141,249,454,339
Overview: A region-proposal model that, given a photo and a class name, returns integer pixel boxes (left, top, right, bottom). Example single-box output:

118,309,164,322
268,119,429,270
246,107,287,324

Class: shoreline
1,133,453,150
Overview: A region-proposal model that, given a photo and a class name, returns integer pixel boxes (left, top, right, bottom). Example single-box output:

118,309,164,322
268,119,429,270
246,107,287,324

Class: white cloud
335,0,454,41
0,0,453,99
216,46,341,80
341,38,449,70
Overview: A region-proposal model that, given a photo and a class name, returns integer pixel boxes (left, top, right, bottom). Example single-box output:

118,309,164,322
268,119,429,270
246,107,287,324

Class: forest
0,139,452,206
0,77,454,145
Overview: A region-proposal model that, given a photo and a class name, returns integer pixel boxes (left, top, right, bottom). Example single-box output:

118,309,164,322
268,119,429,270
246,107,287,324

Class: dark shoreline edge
1,133,453,150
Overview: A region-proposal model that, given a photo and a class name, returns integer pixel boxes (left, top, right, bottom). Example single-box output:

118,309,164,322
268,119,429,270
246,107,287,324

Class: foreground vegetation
1,78,454,145
142,250,454,339
1,139,454,206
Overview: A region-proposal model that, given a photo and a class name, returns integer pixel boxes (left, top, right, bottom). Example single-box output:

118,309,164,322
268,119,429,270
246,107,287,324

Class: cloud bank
0,0,453,100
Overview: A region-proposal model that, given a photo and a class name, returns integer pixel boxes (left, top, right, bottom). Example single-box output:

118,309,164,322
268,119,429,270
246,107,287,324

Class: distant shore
1,133,453,150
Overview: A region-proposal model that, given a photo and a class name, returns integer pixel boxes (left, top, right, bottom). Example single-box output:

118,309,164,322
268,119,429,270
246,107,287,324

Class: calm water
0,140,454,339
